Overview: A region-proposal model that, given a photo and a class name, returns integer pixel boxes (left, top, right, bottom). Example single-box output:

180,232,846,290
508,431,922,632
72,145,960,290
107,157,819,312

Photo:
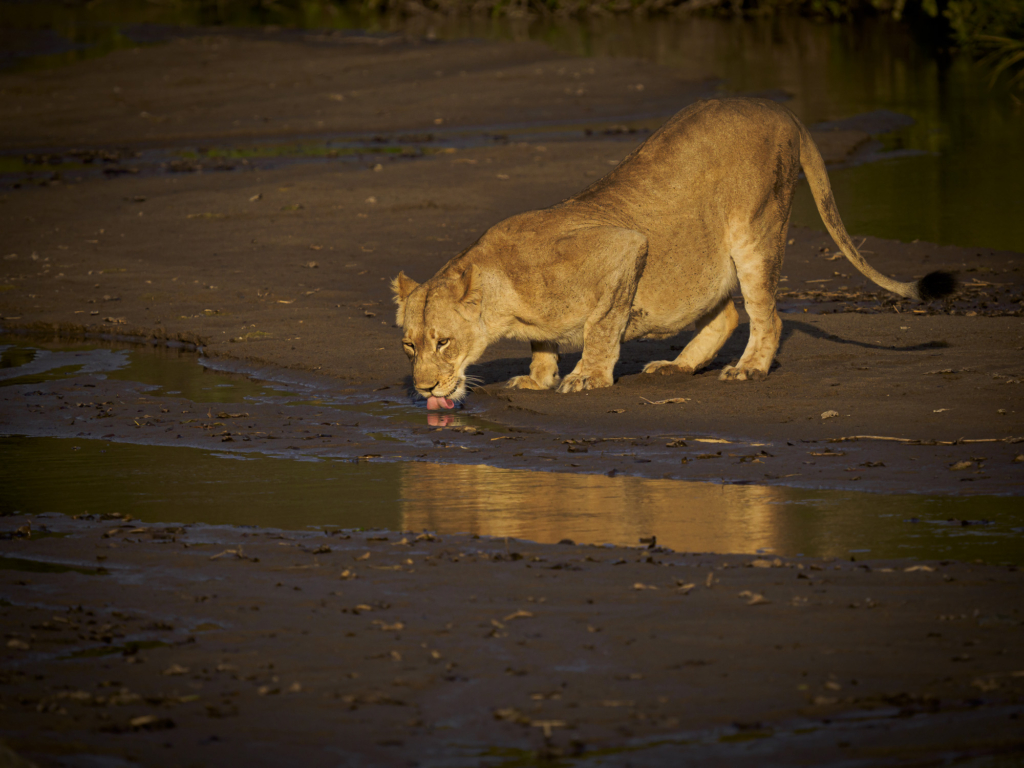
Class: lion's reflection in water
399,463,787,554
426,412,457,427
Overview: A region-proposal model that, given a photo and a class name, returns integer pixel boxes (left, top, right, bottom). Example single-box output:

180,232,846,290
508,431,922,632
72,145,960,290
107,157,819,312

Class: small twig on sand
828,435,1021,445
209,546,258,562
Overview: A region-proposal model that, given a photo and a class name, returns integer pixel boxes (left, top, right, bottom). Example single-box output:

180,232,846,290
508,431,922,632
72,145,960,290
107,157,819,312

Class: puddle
391,463,1024,564
0,338,291,402
65,640,169,659
2,436,1022,564
1,344,131,387
0,554,105,576
2,336,1021,564
0,334,509,433
332,398,506,432
1,119,662,191
477,703,1023,766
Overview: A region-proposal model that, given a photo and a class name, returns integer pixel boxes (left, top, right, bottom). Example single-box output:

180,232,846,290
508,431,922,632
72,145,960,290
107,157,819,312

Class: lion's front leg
506,341,561,390
555,229,647,394
556,301,629,394
561,335,614,397
557,357,615,393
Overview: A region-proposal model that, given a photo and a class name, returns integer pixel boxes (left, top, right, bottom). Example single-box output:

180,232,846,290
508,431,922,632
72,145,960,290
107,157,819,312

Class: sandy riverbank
2,40,1022,488
1,28,1023,766
2,515,1023,766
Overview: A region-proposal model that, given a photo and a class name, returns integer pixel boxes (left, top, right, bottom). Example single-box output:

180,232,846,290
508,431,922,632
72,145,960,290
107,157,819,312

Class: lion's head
391,264,487,402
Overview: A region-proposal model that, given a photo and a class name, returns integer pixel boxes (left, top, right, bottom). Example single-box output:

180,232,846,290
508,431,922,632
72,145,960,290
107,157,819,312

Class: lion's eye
403,341,415,353
437,338,450,349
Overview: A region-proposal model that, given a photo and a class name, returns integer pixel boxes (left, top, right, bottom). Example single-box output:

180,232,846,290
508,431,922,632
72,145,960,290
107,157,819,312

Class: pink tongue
426,396,455,410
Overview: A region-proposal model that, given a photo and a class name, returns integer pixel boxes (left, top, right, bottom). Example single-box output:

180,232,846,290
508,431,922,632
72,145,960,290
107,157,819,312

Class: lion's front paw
506,375,548,391
719,365,769,382
556,372,613,393
642,360,696,376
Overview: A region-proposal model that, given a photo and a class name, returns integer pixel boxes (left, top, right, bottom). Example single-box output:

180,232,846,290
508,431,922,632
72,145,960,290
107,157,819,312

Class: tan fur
392,97,931,399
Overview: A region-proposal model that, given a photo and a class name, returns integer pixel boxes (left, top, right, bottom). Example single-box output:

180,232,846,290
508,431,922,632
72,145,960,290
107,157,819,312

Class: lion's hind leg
642,296,739,376
720,232,784,382
507,341,561,390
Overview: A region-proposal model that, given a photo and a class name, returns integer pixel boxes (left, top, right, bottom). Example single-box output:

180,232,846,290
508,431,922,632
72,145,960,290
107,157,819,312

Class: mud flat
2,515,1024,767
1,29,1023,766
1,34,1022,488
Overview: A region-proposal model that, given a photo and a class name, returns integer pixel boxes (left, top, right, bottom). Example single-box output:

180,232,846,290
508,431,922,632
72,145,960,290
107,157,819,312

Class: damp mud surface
2,515,1024,767
2,14,1024,767
1,334,1022,501
1,336,1023,566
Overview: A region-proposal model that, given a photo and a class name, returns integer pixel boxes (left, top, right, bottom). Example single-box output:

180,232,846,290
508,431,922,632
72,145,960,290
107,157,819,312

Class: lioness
392,97,955,405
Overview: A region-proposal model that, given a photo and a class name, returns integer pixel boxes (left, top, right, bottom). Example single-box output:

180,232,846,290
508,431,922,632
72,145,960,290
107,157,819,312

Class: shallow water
0,334,508,429
1,5,1022,252
2,436,1022,564
0,123,648,201
0,338,293,403
1,337,1021,564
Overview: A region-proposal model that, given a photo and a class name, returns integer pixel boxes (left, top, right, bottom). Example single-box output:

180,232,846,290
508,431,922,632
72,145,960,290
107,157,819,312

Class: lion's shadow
455,318,948,387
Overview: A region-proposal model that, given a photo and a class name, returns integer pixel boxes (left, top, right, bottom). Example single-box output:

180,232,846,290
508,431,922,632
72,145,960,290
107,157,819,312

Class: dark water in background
0,2,1022,252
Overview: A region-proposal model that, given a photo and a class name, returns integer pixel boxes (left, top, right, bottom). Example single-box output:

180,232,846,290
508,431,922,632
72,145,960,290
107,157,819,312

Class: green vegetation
4,0,1020,84
151,0,1024,84
380,0,1024,74
440,0,1022,87
978,33,1024,87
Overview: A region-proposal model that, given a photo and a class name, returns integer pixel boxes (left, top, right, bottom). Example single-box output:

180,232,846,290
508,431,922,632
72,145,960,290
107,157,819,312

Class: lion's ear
391,271,419,326
456,264,482,320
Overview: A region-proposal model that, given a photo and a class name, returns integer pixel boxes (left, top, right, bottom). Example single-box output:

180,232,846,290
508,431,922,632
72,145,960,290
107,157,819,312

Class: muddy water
1,338,291,402
2,436,1023,563
2,337,1021,564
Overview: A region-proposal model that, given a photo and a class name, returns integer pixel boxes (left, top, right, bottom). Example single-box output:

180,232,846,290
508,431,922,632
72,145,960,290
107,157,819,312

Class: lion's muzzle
412,358,460,398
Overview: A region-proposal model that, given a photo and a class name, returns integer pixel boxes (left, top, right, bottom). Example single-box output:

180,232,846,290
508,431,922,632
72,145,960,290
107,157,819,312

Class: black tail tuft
916,270,958,301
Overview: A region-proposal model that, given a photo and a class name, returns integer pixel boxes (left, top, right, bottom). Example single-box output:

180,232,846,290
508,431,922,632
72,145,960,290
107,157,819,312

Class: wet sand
2,515,1024,766
2,29,1023,765
1,341,1022,498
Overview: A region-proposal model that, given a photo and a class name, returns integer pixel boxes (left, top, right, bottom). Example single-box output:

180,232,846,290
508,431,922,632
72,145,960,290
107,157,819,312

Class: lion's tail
796,120,956,302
